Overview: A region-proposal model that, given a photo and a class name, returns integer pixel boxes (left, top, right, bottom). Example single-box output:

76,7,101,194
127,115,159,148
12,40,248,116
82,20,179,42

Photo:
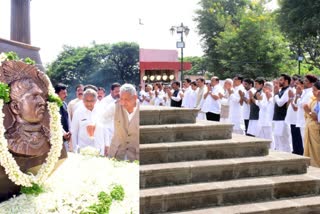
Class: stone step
164,195,320,214
140,134,270,165
140,120,233,144
140,151,310,188
140,167,320,214
140,106,199,125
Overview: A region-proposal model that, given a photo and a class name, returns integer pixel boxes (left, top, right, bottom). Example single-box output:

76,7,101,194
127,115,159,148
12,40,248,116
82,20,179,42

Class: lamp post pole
180,32,184,80
170,23,189,81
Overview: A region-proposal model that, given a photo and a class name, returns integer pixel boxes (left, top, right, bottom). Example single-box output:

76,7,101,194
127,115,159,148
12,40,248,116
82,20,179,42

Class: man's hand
239,90,244,98
256,92,262,100
63,132,71,141
317,90,320,101
288,89,294,99
104,146,109,157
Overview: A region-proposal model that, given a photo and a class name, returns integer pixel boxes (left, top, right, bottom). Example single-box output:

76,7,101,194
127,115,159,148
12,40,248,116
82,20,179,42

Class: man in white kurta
68,84,84,122
228,75,245,134
241,78,255,135
71,89,106,155
195,77,207,120
201,76,224,121
273,74,292,152
256,82,274,149
182,78,194,108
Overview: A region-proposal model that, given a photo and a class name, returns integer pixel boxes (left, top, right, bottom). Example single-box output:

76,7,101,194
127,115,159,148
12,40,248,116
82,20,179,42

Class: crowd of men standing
54,82,139,161
139,74,320,167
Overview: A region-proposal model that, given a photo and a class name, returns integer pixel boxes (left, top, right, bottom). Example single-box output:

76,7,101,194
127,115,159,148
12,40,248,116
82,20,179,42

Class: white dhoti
247,120,260,136
273,121,292,152
197,111,206,120
258,126,274,149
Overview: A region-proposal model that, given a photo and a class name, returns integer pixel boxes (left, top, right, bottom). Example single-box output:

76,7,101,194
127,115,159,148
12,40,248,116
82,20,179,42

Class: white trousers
273,121,292,152
258,126,274,149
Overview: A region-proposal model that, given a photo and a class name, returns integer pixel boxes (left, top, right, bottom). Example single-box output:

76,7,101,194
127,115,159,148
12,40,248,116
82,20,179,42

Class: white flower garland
0,99,63,187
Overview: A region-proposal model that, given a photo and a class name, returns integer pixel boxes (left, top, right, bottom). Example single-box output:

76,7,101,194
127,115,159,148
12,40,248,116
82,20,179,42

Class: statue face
19,83,46,123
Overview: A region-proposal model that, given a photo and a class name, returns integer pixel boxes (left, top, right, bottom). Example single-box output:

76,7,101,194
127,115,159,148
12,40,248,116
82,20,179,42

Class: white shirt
285,87,297,125
170,89,183,102
196,86,208,109
100,94,117,107
242,88,256,120
274,87,290,108
229,84,245,124
296,87,313,128
257,92,274,127
141,91,153,105
182,86,193,108
71,105,105,155
67,98,83,121
201,85,224,114
152,90,165,106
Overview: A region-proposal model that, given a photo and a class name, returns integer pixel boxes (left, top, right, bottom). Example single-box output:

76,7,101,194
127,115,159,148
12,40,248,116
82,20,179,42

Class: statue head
9,77,46,124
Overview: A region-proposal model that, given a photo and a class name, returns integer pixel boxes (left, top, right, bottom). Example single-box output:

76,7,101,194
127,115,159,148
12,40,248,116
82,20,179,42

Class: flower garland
0,99,63,186
0,52,64,187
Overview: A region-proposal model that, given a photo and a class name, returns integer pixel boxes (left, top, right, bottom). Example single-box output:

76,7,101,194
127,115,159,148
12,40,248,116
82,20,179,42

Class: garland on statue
0,52,63,187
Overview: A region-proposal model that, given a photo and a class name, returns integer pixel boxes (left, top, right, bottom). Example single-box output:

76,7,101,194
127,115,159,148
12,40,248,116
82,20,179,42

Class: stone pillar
10,0,30,44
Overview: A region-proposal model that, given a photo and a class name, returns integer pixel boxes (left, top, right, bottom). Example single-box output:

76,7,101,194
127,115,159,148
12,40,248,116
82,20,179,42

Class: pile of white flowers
0,153,139,213
79,146,101,157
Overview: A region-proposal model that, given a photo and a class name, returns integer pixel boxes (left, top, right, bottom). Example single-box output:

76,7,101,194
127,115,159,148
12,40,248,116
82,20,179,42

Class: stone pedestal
0,37,44,71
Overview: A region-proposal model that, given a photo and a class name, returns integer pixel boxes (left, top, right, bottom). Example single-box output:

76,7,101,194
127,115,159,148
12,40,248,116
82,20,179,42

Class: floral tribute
0,52,63,188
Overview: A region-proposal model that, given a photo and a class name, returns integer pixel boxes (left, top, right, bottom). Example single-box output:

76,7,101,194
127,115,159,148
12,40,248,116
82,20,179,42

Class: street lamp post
298,56,303,75
170,23,189,81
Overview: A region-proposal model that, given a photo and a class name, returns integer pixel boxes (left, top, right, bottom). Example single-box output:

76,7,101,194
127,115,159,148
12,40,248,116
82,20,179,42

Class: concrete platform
140,134,270,164
140,151,310,188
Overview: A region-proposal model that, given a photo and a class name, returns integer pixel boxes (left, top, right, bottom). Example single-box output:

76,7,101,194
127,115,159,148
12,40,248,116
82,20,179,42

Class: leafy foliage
24,57,36,65
46,42,139,95
110,185,125,201
81,185,125,214
194,0,296,78
194,0,249,74
5,51,19,61
276,0,320,69
183,56,208,76
48,93,63,107
20,183,45,196
0,82,10,103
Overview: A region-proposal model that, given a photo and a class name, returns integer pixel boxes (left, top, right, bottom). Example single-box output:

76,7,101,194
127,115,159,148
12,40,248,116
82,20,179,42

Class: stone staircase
140,106,320,214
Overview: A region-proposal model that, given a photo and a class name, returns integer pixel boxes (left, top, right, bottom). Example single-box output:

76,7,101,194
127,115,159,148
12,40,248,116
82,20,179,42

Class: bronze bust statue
0,60,67,202
5,77,50,156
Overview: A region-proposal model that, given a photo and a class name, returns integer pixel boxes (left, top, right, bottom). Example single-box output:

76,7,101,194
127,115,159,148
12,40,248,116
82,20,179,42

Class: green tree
46,42,139,94
108,42,139,84
194,0,249,73
276,0,320,69
183,56,208,76
47,45,101,87
215,3,295,78
195,0,295,79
